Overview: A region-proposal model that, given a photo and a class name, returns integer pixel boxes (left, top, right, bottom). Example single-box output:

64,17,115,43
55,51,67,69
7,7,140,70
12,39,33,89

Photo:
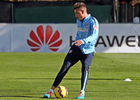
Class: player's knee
58,63,71,76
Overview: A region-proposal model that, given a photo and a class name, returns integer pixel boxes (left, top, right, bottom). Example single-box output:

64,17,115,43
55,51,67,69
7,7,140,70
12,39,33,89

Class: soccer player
44,2,99,99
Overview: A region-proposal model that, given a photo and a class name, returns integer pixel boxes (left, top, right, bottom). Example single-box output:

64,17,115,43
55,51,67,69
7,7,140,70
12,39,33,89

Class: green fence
14,5,112,23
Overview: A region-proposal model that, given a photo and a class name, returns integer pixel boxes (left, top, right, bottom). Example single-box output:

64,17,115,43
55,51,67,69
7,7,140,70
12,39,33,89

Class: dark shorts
65,44,94,66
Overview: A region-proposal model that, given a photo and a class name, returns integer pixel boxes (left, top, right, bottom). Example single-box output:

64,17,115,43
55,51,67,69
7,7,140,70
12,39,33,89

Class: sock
80,90,85,95
48,89,53,94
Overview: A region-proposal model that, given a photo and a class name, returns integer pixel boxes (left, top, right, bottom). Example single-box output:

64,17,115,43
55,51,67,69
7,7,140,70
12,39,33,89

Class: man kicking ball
44,2,99,99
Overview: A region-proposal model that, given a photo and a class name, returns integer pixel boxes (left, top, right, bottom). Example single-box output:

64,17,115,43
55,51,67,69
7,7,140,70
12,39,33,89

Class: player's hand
74,40,83,46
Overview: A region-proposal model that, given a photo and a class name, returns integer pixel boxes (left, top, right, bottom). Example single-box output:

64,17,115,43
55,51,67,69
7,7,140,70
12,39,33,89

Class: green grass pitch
0,53,140,100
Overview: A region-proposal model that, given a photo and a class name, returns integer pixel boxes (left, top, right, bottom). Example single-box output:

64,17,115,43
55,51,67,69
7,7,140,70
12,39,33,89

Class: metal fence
0,1,113,23
113,0,140,23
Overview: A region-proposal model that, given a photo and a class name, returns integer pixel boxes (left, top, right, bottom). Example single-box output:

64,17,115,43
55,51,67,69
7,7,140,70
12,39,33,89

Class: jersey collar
83,14,91,22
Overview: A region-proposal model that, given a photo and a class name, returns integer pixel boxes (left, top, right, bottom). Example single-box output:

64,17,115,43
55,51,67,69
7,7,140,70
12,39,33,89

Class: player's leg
81,52,94,91
52,45,81,88
44,61,75,98
52,58,78,88
76,52,94,99
44,45,79,98
44,58,78,98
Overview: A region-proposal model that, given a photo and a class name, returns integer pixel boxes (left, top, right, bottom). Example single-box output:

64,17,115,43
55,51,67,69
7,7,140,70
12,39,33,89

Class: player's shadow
0,96,38,98
0,96,57,99
0,96,77,99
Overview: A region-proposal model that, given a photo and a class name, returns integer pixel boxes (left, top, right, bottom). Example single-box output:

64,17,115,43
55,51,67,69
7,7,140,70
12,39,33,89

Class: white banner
97,24,140,53
0,24,10,52
11,24,77,52
0,23,140,53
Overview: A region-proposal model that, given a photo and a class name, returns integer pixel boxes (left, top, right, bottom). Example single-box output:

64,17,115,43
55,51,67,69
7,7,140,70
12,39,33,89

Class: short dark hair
73,2,86,10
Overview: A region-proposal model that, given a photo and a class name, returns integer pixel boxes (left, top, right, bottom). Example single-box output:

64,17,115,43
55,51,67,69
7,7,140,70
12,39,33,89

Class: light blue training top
75,14,99,54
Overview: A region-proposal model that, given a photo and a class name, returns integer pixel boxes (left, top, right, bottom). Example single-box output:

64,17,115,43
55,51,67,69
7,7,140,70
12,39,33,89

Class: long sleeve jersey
75,14,99,54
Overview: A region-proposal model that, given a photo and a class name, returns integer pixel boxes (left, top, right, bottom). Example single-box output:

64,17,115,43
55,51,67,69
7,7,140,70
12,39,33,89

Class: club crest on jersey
85,23,88,28
69,50,73,53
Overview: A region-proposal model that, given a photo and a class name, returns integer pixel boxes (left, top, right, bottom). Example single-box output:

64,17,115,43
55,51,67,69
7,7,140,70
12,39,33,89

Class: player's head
73,2,88,21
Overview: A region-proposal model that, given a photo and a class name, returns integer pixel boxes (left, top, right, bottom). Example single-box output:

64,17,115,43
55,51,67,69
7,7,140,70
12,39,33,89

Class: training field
0,53,140,100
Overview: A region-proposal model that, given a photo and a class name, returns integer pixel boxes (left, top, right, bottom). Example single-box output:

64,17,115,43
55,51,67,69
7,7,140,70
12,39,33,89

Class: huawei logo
27,25,62,52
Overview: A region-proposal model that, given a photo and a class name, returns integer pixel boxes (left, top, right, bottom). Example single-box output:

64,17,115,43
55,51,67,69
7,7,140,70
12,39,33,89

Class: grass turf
0,53,140,100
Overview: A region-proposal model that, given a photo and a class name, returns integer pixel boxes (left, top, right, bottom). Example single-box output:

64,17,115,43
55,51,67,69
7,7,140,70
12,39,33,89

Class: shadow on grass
0,96,53,99
0,96,77,99
16,77,123,80
0,96,38,98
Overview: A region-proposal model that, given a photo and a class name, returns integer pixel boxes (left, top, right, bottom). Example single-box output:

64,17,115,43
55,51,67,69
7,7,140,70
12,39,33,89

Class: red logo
93,25,97,30
27,25,62,52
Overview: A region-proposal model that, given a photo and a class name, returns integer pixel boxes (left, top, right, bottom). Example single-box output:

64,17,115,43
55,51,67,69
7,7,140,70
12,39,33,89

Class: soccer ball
54,86,68,98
